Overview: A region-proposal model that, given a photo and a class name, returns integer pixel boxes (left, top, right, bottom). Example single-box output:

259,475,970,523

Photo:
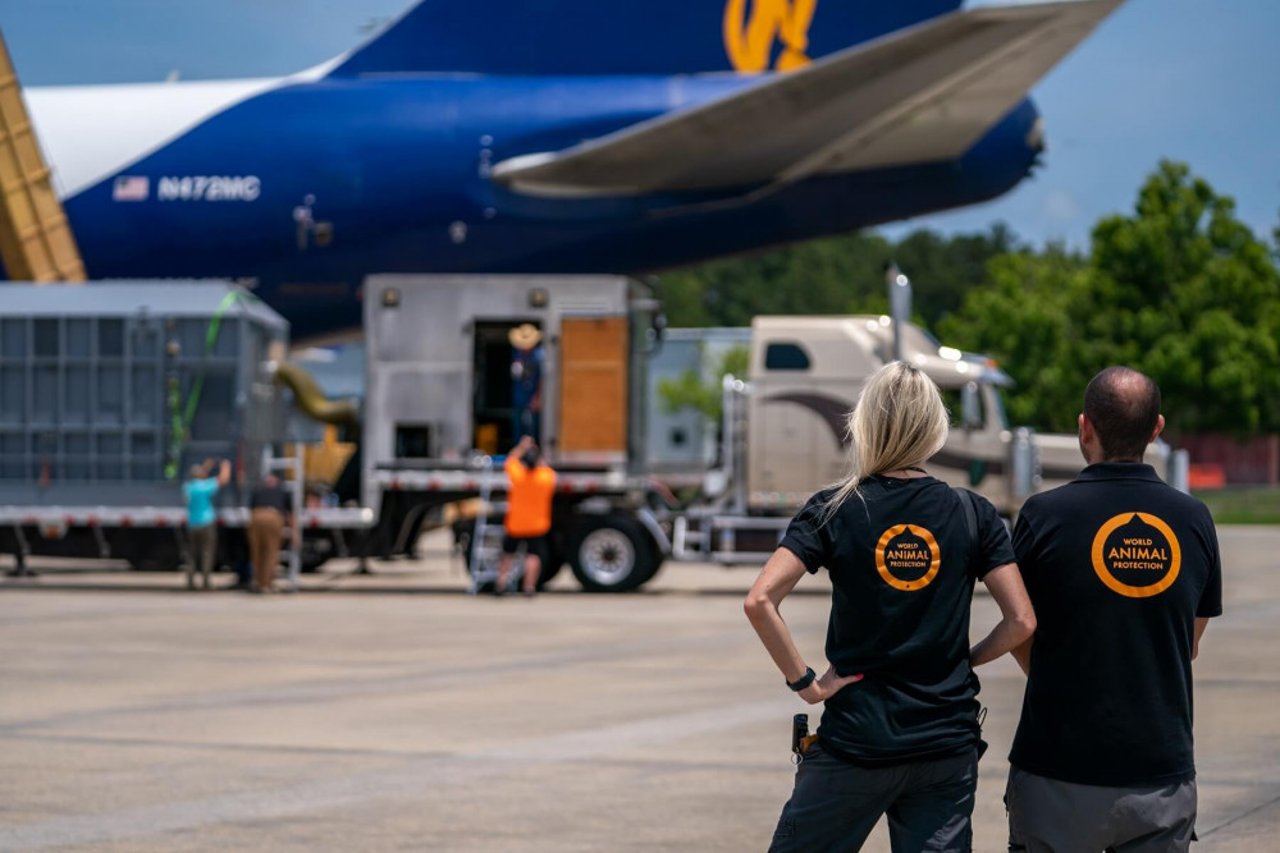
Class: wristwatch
786,666,816,692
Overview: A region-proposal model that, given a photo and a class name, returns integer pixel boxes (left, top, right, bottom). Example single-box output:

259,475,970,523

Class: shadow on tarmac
0,552,829,598
0,573,831,598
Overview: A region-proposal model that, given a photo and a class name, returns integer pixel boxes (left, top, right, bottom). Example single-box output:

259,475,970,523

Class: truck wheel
299,533,333,573
539,535,565,587
128,554,179,572
124,533,182,572
568,514,658,593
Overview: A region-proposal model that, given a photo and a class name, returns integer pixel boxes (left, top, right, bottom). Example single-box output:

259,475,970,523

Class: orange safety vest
504,457,556,537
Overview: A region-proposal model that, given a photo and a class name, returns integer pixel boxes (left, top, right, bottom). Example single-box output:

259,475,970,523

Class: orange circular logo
1090,512,1182,598
875,524,941,591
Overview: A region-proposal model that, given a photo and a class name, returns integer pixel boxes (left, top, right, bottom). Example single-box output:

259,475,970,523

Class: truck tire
124,532,182,572
542,533,567,585
128,553,180,572
568,514,659,593
299,532,334,573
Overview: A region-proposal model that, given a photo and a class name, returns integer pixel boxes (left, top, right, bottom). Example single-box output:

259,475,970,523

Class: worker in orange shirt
496,435,557,596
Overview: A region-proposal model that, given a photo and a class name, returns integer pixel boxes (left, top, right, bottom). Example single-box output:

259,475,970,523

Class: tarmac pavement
1,525,1277,851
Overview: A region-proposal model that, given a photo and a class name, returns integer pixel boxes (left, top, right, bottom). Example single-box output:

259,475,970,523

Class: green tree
657,225,1015,329
658,232,893,327
891,222,1021,327
1272,208,1280,264
945,161,1280,436
938,247,1086,432
1071,161,1280,435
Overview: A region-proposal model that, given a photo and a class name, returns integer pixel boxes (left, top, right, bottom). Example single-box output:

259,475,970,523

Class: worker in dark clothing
248,473,293,594
1006,366,1222,852
509,323,544,443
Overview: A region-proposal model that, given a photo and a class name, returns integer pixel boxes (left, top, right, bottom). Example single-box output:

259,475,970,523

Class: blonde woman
745,362,1035,852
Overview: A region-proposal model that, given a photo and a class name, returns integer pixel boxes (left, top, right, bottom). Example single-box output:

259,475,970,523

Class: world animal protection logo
875,525,941,592
723,0,818,72
1090,513,1182,598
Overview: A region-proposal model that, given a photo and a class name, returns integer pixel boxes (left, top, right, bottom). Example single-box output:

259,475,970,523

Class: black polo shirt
1009,463,1223,787
250,484,293,515
780,475,1014,764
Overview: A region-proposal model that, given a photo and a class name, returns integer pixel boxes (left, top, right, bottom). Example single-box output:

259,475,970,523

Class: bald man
1005,367,1222,852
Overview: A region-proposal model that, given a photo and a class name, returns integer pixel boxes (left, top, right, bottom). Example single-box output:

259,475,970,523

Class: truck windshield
987,384,1010,430
941,386,981,429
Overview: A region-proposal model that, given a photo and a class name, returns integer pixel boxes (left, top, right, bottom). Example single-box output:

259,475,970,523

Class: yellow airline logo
723,0,819,73
875,524,941,592
1090,512,1183,598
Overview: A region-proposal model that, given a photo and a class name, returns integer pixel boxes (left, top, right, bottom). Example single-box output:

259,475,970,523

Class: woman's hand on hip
798,665,863,705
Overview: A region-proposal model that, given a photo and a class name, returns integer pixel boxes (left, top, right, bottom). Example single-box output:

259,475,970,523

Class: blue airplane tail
327,0,963,77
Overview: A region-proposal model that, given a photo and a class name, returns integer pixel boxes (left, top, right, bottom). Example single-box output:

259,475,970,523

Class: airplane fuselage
29,73,1041,337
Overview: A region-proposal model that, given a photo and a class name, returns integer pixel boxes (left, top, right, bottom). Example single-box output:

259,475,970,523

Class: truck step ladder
265,445,305,590
0,30,86,282
466,455,518,594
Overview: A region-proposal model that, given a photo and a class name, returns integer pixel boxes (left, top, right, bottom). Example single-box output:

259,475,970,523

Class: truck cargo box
362,274,638,482
0,282,287,506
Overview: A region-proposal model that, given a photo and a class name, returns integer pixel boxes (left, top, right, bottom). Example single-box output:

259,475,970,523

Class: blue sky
1,0,1276,249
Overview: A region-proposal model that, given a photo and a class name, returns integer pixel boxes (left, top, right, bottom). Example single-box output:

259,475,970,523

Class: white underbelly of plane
25,77,287,199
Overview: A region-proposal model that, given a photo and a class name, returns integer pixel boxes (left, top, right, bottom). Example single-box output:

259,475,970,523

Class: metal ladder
466,455,515,594
265,444,305,590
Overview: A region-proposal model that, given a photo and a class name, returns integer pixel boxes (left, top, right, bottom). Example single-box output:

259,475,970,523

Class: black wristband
786,666,816,692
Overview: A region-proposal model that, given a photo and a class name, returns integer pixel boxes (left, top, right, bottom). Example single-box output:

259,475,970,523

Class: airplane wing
492,0,1123,199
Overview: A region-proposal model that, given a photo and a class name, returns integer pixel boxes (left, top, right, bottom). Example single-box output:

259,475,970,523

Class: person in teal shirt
182,459,230,589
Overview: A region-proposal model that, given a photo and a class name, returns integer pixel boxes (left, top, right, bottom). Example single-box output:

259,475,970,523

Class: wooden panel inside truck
557,315,628,457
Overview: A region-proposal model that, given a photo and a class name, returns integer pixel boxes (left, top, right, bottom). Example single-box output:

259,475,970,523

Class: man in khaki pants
247,473,293,593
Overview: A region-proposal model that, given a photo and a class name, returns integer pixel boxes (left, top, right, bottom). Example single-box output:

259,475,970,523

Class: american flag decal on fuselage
112,175,149,202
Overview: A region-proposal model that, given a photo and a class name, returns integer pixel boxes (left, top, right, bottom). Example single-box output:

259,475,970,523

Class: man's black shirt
780,475,1014,764
1009,463,1223,787
250,484,293,515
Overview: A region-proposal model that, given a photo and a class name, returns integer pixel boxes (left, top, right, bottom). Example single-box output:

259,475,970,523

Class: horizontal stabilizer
492,0,1124,198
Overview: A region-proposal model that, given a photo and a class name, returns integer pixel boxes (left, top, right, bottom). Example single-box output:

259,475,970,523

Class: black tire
127,554,180,572
124,532,182,572
537,530,566,587
567,513,659,593
299,532,334,573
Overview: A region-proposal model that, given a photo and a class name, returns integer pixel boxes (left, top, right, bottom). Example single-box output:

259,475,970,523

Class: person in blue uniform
509,323,543,444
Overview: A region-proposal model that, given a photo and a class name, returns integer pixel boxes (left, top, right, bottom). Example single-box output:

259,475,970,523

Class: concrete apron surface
1,526,1277,851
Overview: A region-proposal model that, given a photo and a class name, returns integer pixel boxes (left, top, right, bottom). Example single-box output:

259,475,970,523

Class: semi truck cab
747,315,1035,515
745,314,1170,518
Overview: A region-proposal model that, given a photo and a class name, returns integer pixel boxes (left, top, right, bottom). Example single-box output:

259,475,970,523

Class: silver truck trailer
361,274,668,591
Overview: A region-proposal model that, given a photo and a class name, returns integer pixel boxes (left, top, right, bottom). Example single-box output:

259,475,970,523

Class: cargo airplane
16,0,1124,337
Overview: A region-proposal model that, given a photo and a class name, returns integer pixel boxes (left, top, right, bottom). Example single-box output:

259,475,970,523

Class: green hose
164,290,248,480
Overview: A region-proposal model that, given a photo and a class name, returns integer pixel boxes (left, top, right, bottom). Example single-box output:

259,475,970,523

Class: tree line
658,161,1280,437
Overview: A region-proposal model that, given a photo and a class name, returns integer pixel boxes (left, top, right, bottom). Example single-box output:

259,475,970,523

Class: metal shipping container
0,282,287,507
